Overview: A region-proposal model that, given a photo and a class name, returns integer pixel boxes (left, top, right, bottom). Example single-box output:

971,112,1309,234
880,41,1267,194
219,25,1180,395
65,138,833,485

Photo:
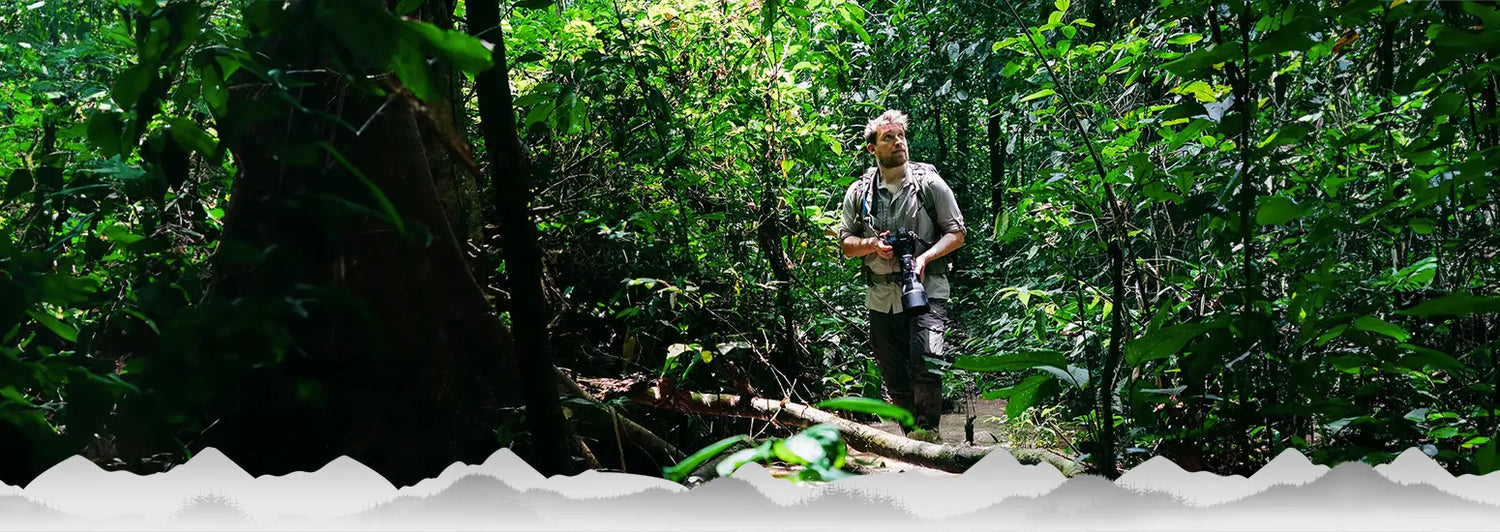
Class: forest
1,0,1499,487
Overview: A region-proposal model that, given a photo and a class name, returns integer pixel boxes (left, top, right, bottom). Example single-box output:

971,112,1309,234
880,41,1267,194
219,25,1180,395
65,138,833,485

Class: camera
882,227,930,315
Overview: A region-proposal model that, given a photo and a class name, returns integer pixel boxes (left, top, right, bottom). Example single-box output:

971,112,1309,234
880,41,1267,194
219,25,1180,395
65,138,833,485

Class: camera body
882,227,930,315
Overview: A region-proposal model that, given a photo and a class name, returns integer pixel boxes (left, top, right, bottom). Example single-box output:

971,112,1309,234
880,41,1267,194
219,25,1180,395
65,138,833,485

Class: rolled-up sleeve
927,173,966,234
837,181,865,241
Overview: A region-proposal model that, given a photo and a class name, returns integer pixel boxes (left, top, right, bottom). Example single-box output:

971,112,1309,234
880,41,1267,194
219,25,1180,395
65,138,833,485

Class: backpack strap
909,163,950,276
857,163,952,278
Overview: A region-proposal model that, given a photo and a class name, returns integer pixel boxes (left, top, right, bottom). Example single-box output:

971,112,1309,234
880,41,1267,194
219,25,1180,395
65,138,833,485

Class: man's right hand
873,232,894,259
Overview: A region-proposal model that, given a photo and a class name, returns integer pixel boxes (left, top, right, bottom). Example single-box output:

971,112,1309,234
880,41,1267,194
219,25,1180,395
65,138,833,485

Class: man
838,110,966,442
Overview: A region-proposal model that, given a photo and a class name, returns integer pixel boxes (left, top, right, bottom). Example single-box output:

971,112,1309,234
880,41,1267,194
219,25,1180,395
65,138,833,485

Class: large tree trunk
192,0,537,486
468,0,576,477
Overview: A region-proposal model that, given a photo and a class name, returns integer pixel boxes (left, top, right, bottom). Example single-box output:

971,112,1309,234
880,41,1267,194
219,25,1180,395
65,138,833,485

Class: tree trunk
934,100,949,164
188,0,579,486
986,106,1005,216
755,144,803,398
468,0,576,477
206,54,521,490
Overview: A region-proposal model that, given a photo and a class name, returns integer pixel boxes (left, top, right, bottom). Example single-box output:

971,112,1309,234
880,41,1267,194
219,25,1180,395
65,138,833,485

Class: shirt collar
876,166,916,195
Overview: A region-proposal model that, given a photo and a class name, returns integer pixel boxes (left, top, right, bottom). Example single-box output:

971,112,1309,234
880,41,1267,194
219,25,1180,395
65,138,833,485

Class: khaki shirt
838,162,966,313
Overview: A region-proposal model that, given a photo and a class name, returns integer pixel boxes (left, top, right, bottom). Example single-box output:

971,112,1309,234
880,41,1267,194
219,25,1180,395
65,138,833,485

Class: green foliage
664,423,852,484
4,0,1500,483
816,397,916,430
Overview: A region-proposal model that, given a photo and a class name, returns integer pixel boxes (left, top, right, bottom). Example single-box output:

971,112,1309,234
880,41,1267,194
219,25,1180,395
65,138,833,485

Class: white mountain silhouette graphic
1116,447,1330,506
6,445,1500,531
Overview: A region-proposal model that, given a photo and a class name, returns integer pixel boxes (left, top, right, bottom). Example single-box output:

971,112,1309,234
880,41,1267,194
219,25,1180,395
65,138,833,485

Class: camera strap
862,166,937,247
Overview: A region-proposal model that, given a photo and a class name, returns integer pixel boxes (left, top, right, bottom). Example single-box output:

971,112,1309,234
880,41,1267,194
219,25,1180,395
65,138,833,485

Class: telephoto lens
884,227,930,314
899,268,929,315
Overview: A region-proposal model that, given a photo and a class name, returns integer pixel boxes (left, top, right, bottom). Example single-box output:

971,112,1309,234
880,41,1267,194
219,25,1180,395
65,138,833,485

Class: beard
877,152,907,169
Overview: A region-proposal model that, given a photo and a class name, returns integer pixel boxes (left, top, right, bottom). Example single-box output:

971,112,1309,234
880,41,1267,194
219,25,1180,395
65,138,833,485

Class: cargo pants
868,298,948,432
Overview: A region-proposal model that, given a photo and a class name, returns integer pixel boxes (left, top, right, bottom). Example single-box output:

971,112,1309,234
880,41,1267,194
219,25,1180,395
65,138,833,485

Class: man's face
866,124,908,169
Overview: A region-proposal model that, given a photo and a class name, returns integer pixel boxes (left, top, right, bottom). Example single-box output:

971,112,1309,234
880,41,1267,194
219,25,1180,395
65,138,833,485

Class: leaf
1352,316,1410,342
1409,218,1435,235
1478,439,1499,475
622,335,639,362
26,310,77,342
1054,0,1069,12
663,435,752,482
39,275,100,306
772,424,844,470
1017,88,1056,103
153,2,202,62
1127,321,1219,366
1160,43,1243,78
1397,294,1500,318
1167,34,1203,45
714,446,769,477
816,397,916,429
1138,385,1188,397
1255,195,1312,225
1316,324,1348,346
0,279,28,335
87,112,124,158
1250,27,1317,58
395,0,423,14
112,64,154,109
1037,365,1090,390
4,169,33,201
101,224,146,245
514,0,555,8
985,374,1058,419
759,0,779,34
1388,257,1437,288
402,19,495,74
1259,124,1309,149
1397,345,1465,373
1104,54,1135,74
165,118,217,158
954,350,1067,372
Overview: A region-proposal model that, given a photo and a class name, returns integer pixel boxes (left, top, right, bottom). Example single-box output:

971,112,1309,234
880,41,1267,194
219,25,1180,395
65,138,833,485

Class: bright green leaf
1256,195,1312,225
816,397,916,429
1352,316,1411,342
955,350,1068,372
1018,88,1056,103
1167,33,1203,45
27,310,77,342
664,435,752,482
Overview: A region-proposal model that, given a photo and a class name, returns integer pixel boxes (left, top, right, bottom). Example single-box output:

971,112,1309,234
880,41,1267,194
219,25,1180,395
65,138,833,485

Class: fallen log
554,369,687,467
592,381,1082,477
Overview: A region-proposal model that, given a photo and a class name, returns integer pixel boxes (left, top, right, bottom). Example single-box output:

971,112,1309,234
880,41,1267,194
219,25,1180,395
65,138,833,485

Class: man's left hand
913,254,929,282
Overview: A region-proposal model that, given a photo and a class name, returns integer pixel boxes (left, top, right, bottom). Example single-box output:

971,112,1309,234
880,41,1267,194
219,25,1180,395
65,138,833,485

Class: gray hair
862,110,909,145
